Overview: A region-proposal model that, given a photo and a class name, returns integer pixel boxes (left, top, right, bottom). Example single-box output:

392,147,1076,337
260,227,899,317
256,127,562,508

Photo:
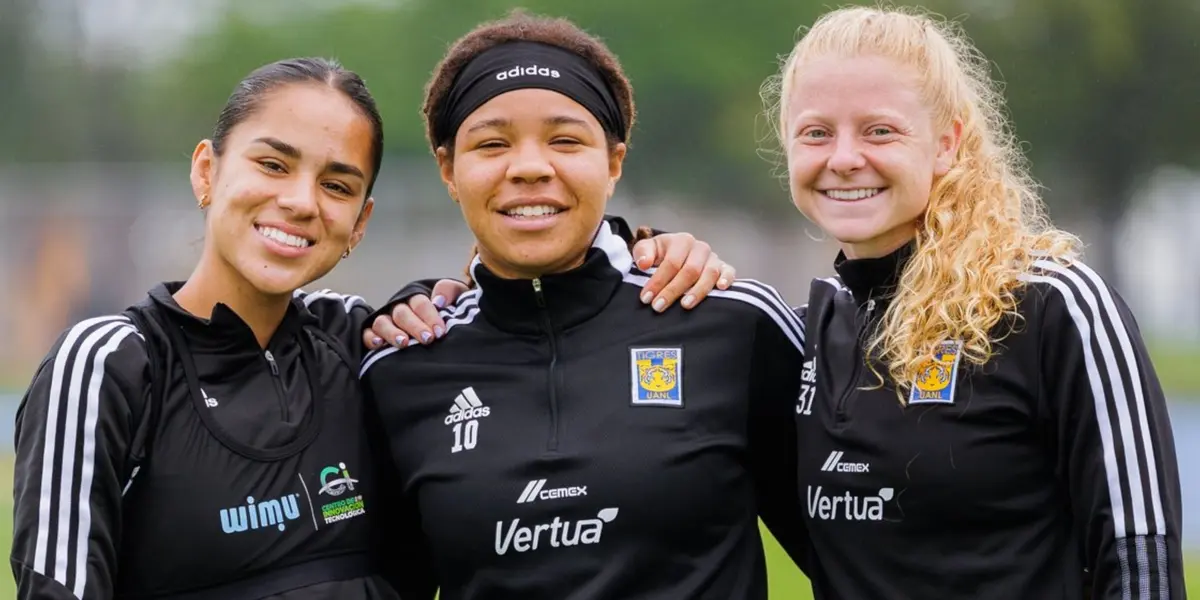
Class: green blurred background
1,0,1197,595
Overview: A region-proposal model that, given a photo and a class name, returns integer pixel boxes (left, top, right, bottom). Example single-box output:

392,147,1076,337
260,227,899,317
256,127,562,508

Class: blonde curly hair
762,5,1081,401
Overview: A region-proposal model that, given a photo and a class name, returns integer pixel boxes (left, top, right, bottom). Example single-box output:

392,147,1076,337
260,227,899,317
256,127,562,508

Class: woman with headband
360,12,810,599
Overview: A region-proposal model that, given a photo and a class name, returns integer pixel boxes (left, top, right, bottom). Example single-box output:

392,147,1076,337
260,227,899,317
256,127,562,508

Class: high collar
469,222,634,336
832,240,916,307
148,282,317,351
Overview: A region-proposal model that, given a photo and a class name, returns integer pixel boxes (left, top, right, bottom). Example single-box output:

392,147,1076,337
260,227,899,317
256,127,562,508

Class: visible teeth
824,188,882,201
505,205,561,218
257,226,311,248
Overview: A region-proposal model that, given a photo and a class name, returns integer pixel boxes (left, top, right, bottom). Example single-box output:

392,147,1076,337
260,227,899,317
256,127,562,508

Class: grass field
0,454,1194,597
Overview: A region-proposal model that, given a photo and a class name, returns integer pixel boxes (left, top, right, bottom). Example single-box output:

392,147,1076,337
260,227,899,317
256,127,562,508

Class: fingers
631,238,659,272
407,294,447,341
370,311,413,349
651,238,711,311
369,295,448,350
430,279,470,308
639,233,698,311
679,251,726,309
391,295,445,346
717,262,736,290
362,327,385,350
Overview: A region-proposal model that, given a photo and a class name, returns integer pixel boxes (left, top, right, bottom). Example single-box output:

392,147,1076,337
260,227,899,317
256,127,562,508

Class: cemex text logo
820,450,870,474
517,479,588,504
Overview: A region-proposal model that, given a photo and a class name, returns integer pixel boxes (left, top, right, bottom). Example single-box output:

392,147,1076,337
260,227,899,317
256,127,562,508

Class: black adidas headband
433,41,627,148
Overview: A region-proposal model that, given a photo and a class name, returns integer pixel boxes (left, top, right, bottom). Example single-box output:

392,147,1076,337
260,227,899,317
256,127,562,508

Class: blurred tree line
2,0,1198,281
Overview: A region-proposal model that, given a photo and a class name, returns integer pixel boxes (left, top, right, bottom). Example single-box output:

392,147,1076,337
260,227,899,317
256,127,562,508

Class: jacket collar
148,282,317,351
468,221,634,336
832,240,916,308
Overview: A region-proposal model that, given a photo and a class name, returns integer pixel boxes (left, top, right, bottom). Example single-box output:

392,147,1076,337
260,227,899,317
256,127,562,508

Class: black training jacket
11,283,435,599
796,244,1185,600
359,220,811,599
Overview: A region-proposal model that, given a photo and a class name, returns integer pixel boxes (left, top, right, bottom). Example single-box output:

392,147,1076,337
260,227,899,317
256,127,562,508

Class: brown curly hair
421,9,636,155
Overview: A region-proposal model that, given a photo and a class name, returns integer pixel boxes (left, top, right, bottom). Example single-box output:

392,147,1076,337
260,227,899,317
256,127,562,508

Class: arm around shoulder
11,316,148,600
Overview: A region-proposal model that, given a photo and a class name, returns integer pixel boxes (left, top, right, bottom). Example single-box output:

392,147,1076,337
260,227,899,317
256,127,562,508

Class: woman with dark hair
360,12,809,599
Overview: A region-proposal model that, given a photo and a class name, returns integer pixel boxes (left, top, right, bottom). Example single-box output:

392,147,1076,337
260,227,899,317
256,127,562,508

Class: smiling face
437,88,626,279
784,54,960,259
190,83,376,296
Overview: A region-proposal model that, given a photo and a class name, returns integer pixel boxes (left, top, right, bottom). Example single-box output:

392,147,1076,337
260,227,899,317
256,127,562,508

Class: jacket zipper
532,278,560,452
263,349,288,420
835,297,876,422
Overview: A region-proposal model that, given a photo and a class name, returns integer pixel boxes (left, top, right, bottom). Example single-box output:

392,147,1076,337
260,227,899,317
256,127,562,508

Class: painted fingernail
682,294,695,309
432,295,446,309
434,326,445,338
407,338,421,347
421,331,433,343
372,337,384,347
395,336,407,347
653,297,666,312
640,291,653,304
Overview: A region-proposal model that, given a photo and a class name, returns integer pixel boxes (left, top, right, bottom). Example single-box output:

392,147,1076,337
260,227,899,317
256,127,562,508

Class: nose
826,134,867,175
506,140,554,183
275,181,320,218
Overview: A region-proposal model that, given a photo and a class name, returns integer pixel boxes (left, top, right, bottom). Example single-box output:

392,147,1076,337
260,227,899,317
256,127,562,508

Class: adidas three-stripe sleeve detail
623,270,806,354
1025,260,1184,599
12,316,147,600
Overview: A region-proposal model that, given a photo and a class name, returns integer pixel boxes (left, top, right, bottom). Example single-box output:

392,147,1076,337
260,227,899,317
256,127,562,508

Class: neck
842,228,918,260
478,248,589,281
173,251,290,348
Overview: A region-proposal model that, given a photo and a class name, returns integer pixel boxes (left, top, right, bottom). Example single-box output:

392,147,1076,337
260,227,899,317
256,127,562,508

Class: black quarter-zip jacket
797,244,1185,600
11,283,435,599
359,222,810,599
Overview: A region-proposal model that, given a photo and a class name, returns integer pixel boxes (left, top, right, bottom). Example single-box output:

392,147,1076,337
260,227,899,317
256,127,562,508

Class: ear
350,197,375,250
933,119,963,177
435,146,458,203
607,142,627,195
190,139,216,207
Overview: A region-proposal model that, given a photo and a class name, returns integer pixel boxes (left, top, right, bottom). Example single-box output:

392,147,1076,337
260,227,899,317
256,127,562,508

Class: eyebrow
464,115,593,134
253,137,300,158
251,136,365,180
793,109,911,124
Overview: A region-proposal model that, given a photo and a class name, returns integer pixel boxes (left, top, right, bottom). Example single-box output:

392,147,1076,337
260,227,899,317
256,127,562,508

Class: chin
241,265,316,297
504,244,579,276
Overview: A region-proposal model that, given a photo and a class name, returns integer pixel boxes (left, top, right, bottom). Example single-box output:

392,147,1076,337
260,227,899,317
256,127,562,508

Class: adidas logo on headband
495,64,562,81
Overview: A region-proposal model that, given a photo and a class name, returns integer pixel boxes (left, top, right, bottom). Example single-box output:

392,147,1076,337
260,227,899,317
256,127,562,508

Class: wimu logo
495,64,561,81
220,494,302,534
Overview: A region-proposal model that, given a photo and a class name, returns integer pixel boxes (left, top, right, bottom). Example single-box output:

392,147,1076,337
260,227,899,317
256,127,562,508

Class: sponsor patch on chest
630,347,683,407
909,340,963,405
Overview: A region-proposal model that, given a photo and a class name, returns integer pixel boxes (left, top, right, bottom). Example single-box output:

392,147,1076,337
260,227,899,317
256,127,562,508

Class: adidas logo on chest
444,387,490,425
445,387,490,454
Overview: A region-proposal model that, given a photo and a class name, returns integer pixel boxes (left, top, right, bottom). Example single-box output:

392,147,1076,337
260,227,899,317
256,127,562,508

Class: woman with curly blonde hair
766,5,1184,598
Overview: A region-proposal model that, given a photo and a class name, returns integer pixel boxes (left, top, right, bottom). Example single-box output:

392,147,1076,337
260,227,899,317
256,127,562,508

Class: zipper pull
264,350,280,376
532,278,546,308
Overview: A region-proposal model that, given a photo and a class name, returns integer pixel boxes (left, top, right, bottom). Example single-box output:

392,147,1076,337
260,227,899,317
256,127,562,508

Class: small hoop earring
198,193,209,210
342,248,352,259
